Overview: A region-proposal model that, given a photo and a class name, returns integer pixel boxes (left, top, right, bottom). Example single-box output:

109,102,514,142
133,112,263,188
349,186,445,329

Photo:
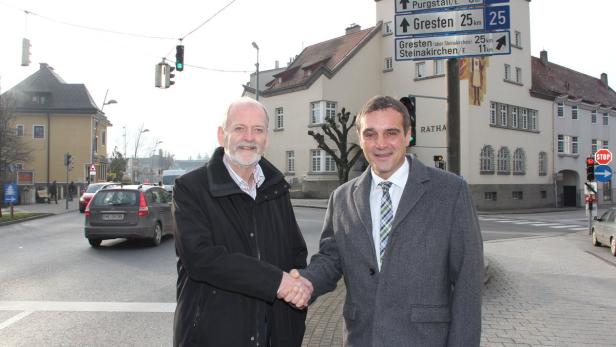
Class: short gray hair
222,97,269,130
355,95,410,133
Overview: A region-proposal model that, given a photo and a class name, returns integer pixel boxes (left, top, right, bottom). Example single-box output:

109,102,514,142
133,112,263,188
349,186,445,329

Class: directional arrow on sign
595,165,613,182
400,0,410,10
496,36,507,50
400,18,410,33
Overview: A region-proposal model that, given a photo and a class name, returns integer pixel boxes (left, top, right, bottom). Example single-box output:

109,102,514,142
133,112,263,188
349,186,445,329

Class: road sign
584,181,598,195
594,165,613,182
395,0,509,14
396,31,510,60
395,6,510,37
3,183,18,204
89,164,96,175
594,148,612,165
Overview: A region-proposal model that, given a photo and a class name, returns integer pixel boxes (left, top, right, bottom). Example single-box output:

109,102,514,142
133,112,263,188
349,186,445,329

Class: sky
0,0,614,160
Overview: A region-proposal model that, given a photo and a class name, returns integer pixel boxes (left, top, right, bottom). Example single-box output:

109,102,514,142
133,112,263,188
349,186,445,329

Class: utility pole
447,58,460,176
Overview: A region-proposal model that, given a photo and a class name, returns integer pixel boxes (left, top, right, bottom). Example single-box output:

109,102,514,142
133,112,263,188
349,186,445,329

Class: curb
0,213,53,227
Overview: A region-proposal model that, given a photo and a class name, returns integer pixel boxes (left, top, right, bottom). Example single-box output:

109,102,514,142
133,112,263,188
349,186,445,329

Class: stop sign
595,148,613,165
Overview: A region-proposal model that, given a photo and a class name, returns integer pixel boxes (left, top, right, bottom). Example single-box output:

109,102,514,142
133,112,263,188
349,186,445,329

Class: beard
226,141,263,167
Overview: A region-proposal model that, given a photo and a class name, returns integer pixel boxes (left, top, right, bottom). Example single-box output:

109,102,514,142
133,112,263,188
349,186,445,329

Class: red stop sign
595,148,613,165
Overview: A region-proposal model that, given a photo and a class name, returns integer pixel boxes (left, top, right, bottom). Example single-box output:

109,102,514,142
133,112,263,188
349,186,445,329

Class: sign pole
447,58,460,175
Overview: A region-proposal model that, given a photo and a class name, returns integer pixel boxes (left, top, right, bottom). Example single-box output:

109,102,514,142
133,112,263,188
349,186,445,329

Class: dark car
84,184,174,248
79,182,119,213
592,207,616,256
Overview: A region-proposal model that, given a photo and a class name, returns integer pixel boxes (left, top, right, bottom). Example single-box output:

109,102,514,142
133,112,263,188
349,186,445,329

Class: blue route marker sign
595,165,613,183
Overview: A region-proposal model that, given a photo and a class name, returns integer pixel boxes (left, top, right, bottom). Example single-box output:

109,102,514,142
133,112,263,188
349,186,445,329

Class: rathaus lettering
420,124,447,133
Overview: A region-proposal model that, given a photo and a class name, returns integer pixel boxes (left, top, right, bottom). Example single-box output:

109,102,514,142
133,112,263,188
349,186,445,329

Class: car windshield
92,190,138,207
85,184,106,193
162,175,180,185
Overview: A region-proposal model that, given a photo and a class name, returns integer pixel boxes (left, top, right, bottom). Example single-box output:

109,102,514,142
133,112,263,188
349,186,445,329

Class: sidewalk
301,231,616,346
2,199,79,215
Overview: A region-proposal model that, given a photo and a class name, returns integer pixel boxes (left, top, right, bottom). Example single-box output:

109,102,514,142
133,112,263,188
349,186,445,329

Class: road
0,207,614,345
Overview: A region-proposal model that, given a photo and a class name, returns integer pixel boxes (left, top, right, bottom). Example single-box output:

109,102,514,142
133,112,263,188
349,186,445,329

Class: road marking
0,301,176,313
478,218,502,221
549,225,582,229
512,221,536,225
0,311,33,330
530,223,561,226
570,227,589,231
494,220,516,223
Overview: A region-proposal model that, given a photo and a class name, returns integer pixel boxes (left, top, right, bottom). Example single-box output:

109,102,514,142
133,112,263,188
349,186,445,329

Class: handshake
277,269,313,309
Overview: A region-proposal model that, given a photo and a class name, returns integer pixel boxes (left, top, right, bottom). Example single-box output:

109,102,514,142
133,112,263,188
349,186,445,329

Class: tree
308,107,363,184
108,147,127,182
0,95,32,182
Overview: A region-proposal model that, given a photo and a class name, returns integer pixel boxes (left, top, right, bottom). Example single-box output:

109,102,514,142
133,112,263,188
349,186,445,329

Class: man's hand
277,271,313,309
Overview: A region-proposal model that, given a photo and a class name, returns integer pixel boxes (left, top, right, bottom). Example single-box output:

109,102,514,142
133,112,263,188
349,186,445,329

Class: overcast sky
0,0,613,159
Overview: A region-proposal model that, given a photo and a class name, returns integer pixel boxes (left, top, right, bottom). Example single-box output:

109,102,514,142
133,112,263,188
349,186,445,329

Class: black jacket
172,147,308,347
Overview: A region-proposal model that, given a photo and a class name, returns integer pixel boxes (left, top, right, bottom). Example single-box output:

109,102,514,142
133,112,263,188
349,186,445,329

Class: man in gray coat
297,96,484,346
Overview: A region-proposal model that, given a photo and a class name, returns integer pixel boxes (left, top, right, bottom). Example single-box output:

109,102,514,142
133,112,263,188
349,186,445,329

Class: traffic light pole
447,58,460,176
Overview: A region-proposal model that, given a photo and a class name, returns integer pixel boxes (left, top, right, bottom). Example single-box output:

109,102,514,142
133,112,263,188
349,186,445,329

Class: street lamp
132,127,150,183
100,89,118,112
252,41,259,101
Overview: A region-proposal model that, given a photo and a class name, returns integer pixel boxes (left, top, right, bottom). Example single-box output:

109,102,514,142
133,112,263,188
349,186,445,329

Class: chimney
601,73,608,87
540,50,548,65
275,60,279,69
346,23,361,35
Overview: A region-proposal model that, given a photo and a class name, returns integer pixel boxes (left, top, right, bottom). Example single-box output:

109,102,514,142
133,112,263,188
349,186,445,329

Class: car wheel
592,230,601,247
150,222,162,247
88,238,102,248
611,238,616,257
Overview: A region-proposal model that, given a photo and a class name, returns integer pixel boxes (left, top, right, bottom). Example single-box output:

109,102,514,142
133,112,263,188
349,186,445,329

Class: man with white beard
172,97,312,347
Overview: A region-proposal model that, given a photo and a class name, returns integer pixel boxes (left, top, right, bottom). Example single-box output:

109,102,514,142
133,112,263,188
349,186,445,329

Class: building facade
3,63,111,193
246,0,615,210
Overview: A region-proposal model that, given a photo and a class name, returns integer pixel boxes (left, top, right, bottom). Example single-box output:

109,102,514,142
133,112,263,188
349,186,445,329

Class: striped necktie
378,181,393,263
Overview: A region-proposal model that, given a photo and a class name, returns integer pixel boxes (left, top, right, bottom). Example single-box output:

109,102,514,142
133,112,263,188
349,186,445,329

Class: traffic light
165,64,175,88
175,45,184,71
64,152,73,167
155,62,164,88
21,38,31,66
400,96,416,146
586,156,595,181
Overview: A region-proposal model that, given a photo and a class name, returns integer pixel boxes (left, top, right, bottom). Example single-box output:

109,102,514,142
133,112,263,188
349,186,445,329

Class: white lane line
0,301,176,313
512,221,536,225
0,311,33,330
549,225,582,229
571,227,590,231
478,218,501,221
494,220,516,223
530,223,561,226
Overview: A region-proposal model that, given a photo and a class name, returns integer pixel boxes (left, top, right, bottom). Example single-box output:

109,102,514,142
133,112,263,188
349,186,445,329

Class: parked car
591,207,616,256
79,182,119,213
84,184,174,247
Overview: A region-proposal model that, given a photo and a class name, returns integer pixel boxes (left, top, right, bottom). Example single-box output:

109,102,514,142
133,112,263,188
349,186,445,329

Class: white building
244,0,616,210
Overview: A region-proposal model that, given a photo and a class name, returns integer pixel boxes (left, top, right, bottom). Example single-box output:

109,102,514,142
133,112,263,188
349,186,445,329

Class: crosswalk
478,216,589,232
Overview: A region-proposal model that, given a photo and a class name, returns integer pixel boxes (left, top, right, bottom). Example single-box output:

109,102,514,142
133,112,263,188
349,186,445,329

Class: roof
531,56,616,109
262,24,381,96
2,63,102,114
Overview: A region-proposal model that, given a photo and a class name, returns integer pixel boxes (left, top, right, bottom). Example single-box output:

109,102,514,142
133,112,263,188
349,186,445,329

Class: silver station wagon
84,184,175,247
592,207,616,256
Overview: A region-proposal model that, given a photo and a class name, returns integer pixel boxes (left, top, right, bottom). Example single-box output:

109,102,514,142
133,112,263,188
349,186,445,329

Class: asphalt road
0,207,612,345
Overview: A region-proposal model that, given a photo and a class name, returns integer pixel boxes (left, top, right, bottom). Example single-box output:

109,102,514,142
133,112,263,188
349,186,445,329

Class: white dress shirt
223,154,265,200
369,159,409,269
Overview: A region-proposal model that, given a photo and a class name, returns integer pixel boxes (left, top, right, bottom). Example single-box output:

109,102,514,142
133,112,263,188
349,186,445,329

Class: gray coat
302,156,483,347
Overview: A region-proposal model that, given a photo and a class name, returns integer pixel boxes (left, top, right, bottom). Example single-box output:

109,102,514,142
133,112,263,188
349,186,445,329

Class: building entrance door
563,186,577,207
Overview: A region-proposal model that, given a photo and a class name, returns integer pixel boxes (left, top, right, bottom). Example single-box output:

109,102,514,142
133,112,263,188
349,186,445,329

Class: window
514,31,522,47
513,148,526,175
500,104,507,126
310,149,336,173
511,106,518,128
591,110,597,124
484,192,497,201
497,147,510,174
603,140,609,150
557,102,564,117
384,57,393,71
530,110,538,131
592,139,598,154
434,59,444,75
572,136,578,154
490,102,497,125
286,151,295,173
515,67,522,83
538,151,547,176
31,94,47,105
33,125,45,139
512,191,523,200
14,163,23,171
102,131,106,145
603,181,612,201
415,62,426,78
559,136,578,155
540,190,547,199
275,107,284,129
480,145,495,174
521,108,528,129
603,112,609,125
557,135,564,153
16,124,24,137
383,21,393,35
310,101,337,124
571,105,578,119
504,64,511,81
